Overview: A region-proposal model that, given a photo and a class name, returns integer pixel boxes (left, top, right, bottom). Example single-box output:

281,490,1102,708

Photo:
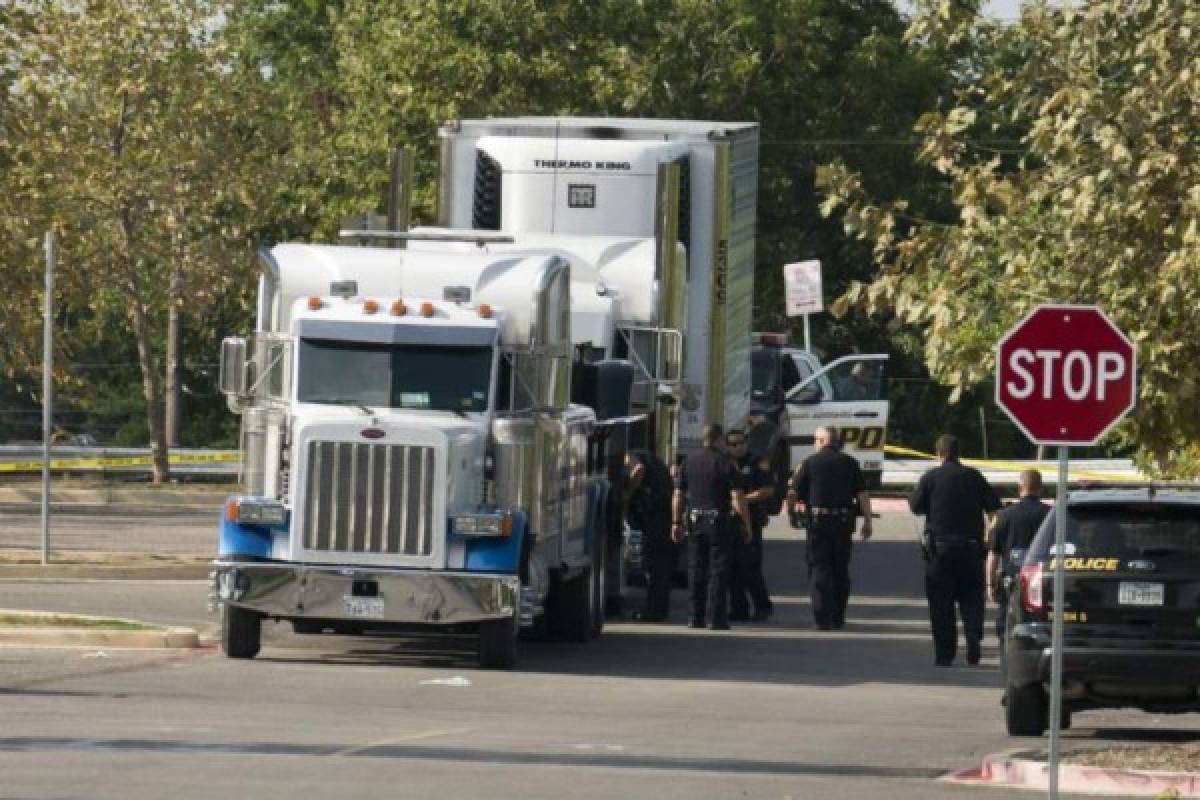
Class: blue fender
463,512,528,573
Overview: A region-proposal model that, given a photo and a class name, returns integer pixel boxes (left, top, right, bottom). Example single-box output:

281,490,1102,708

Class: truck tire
478,613,518,669
1005,683,1048,736
222,604,262,659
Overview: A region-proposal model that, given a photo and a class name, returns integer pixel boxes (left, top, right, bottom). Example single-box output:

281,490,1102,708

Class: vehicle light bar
753,332,788,347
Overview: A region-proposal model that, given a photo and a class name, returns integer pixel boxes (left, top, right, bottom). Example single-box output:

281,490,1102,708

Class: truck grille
302,441,436,556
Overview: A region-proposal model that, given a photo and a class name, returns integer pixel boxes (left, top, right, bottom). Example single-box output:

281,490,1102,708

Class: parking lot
0,503,1194,798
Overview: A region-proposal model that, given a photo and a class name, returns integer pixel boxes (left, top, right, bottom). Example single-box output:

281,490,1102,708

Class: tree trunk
165,258,182,448
131,295,170,483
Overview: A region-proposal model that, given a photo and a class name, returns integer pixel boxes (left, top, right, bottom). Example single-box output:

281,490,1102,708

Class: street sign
783,260,823,317
994,303,1136,800
995,305,1136,445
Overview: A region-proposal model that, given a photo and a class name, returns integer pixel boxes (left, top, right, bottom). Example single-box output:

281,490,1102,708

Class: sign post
42,232,55,566
995,305,1136,799
782,260,823,351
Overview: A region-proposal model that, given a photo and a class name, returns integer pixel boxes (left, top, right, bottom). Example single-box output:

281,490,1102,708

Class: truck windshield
297,339,492,413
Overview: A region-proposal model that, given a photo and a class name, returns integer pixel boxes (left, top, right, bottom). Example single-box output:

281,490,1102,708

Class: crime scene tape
0,451,239,473
884,443,1140,482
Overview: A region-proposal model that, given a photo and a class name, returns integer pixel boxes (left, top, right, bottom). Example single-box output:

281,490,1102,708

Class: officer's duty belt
810,506,854,517
688,509,727,522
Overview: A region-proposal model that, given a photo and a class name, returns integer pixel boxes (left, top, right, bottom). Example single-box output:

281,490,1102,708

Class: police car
1002,484,1200,736
750,333,889,498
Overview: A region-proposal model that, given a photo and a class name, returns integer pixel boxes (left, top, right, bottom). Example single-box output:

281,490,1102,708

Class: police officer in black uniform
726,429,774,621
671,424,752,630
909,433,1002,666
791,426,874,630
625,448,678,622
986,469,1050,641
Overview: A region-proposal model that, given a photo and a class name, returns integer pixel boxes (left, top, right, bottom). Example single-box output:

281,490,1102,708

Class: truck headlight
453,512,513,537
225,496,286,527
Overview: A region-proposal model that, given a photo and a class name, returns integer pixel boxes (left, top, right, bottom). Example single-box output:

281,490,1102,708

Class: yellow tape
884,443,1139,481
0,451,239,473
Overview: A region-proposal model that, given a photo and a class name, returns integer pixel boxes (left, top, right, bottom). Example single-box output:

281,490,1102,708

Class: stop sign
996,305,1136,445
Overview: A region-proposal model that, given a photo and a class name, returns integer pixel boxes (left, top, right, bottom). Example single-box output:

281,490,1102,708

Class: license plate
343,596,385,619
1118,581,1164,606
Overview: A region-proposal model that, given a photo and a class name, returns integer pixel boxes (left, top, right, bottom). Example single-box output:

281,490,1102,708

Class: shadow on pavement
254,533,1001,691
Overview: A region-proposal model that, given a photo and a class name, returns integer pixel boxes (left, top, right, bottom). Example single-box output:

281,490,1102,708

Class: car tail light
1020,563,1045,614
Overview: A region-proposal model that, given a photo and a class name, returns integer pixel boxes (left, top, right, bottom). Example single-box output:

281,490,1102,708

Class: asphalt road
0,507,1192,799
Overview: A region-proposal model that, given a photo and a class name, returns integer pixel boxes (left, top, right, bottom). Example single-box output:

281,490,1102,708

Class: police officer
625,448,678,623
791,426,873,630
726,429,774,621
986,469,1050,641
671,424,753,630
909,434,1002,666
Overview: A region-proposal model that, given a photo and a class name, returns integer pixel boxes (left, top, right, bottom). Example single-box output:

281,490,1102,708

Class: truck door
784,354,889,486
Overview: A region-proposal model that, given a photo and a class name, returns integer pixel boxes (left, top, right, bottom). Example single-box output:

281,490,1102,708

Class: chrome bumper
213,561,518,625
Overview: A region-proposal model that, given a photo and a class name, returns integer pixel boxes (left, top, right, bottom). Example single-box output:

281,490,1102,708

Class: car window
1028,503,1200,562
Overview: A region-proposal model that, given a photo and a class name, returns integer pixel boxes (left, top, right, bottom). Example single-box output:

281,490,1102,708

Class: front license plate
344,596,385,619
1118,581,1164,606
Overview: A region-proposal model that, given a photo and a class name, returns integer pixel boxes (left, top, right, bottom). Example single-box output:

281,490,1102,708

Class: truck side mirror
219,337,248,396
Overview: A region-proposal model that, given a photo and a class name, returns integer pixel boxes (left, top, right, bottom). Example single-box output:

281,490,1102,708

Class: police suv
1002,485,1200,736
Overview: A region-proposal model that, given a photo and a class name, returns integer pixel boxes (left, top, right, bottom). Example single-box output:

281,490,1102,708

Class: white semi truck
212,118,759,667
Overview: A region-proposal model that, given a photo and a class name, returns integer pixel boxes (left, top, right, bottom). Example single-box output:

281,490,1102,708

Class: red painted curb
943,752,1200,797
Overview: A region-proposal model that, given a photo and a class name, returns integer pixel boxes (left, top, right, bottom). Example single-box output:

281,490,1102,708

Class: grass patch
0,613,160,631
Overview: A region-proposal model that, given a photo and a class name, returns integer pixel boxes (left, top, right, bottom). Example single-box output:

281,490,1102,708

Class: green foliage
2,0,293,474
820,0,1200,474
1,0,964,461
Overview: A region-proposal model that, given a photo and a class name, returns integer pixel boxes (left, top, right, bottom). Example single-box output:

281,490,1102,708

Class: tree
4,1,288,480
819,0,1200,474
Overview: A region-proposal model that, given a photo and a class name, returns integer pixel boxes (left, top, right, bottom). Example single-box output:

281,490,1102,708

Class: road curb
0,564,211,581
945,750,1200,797
0,486,228,508
0,610,200,650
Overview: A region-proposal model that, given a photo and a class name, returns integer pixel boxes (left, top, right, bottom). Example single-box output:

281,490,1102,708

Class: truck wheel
478,613,518,669
222,604,262,659
1005,683,1047,736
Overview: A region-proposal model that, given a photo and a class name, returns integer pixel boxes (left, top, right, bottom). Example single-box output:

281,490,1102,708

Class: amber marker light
307,296,323,311
420,301,435,317
389,299,407,316
363,299,380,314
477,303,493,319
224,498,239,523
